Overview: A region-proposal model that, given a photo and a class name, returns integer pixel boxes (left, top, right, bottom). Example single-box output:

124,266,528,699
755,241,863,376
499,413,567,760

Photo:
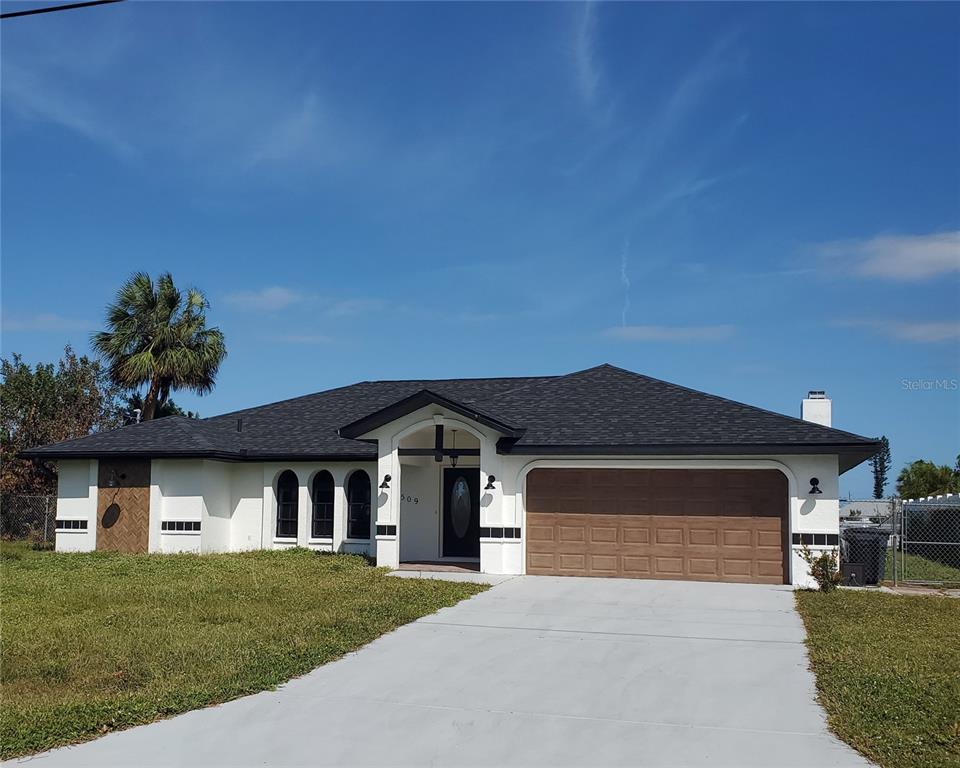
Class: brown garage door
525,469,788,584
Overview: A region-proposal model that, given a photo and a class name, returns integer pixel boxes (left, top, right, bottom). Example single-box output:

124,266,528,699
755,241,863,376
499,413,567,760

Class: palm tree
92,272,226,421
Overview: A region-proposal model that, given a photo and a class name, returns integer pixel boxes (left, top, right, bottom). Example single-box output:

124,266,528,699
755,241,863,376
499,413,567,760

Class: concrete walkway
13,577,869,767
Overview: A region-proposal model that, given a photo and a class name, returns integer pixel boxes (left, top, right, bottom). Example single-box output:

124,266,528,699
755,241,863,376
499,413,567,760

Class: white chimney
801,390,831,427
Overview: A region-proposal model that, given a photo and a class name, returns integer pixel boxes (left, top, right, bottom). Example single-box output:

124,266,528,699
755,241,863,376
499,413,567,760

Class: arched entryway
396,423,480,564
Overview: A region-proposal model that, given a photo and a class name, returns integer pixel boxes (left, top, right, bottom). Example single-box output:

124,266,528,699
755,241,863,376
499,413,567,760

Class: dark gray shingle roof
22,364,879,470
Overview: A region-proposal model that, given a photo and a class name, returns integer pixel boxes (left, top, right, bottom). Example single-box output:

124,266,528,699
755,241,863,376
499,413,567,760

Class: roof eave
18,448,380,462
497,440,882,474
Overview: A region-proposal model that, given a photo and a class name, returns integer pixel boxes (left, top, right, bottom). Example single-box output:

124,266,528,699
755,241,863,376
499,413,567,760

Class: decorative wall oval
451,477,471,538
102,503,121,529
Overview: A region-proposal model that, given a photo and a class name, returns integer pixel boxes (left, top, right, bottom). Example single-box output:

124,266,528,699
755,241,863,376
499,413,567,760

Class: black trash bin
841,527,890,585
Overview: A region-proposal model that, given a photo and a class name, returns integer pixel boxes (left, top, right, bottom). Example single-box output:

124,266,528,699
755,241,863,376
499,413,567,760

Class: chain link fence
895,496,960,587
0,495,57,544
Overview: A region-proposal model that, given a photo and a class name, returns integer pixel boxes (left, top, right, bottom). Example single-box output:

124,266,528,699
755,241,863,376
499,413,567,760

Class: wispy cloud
572,2,601,106
223,287,304,312
2,64,137,161
816,231,960,281
3,313,94,332
838,319,960,343
619,238,631,326
244,92,332,170
605,324,735,342
322,298,386,318
624,31,743,184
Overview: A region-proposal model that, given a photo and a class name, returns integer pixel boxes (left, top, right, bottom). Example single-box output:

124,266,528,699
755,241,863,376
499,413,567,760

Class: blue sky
2,1,958,497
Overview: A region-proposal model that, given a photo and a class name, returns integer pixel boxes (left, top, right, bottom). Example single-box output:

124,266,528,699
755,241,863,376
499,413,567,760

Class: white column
89,459,99,550
148,460,163,553
296,469,310,548
375,440,399,568
261,465,274,549
332,468,346,551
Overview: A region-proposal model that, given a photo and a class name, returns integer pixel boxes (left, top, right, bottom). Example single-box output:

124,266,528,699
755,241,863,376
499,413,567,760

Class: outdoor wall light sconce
484,475,496,490
379,474,391,490
106,469,125,488
809,477,823,495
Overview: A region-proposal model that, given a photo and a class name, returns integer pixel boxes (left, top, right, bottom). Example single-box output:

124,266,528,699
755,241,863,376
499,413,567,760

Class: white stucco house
25,365,880,588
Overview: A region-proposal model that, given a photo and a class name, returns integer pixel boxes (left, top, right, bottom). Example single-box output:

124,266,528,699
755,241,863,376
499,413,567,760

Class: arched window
346,470,371,540
276,470,299,539
311,471,335,539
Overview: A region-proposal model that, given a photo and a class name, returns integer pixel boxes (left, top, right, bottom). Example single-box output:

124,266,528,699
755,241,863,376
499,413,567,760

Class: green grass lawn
0,542,487,759
884,550,960,584
796,590,960,768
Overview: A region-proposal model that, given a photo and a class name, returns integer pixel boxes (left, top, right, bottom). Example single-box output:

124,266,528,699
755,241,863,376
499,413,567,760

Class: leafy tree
92,272,226,421
895,459,960,500
124,393,199,423
870,435,891,499
0,347,126,496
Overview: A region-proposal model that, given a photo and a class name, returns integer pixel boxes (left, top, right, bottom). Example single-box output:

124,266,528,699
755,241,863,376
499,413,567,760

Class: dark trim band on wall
376,524,397,536
792,533,838,546
55,519,88,530
480,527,521,539
161,520,201,532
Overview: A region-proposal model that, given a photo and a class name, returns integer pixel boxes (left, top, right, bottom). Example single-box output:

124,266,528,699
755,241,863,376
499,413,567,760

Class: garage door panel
722,529,752,547
655,527,683,545
589,554,618,574
655,499,684,515
527,552,556,572
527,523,556,542
622,555,651,574
558,525,586,543
621,526,651,544
756,560,783,577
689,558,719,576
590,526,618,543
757,530,782,548
689,528,718,546
684,499,716,516
722,559,752,577
721,500,752,517
525,469,787,584
558,553,586,573
620,498,651,515
654,556,684,576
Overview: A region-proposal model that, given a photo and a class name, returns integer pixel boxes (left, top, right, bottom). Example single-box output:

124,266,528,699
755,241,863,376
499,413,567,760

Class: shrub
800,544,842,592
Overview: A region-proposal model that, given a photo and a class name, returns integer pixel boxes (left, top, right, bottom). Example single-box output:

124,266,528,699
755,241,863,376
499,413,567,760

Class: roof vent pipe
237,418,243,433
801,390,832,427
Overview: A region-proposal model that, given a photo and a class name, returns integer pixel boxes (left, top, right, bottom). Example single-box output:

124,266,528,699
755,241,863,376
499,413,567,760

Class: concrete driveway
15,577,869,767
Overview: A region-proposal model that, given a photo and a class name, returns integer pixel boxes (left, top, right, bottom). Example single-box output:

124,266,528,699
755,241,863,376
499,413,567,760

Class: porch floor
397,561,480,573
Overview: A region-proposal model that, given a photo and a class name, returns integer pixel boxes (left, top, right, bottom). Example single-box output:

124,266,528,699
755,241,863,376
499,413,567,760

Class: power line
1,0,124,20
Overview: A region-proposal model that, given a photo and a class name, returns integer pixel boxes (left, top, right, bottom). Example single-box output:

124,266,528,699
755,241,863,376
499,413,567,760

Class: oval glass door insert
451,477,471,538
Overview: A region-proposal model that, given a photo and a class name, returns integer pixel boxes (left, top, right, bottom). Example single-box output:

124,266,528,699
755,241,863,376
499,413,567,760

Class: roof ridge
467,368,589,406
205,380,372,421
600,365,875,443
204,375,558,422
361,373,558,385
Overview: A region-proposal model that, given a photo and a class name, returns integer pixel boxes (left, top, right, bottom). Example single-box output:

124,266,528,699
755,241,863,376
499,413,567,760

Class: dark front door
443,468,480,558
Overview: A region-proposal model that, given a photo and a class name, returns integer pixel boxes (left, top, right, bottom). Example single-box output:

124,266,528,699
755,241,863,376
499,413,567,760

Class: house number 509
402,495,419,504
